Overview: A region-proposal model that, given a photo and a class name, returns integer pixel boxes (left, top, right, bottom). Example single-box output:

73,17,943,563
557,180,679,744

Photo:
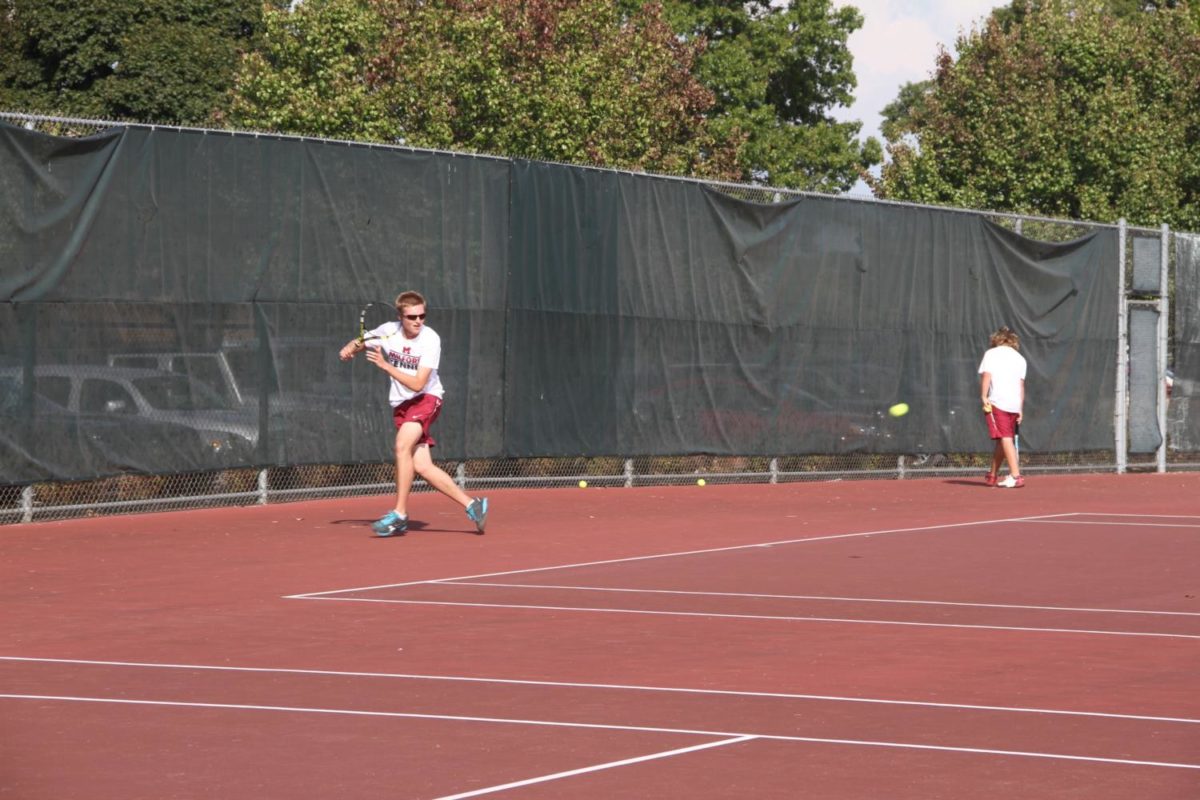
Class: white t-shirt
366,323,444,405
978,345,1026,413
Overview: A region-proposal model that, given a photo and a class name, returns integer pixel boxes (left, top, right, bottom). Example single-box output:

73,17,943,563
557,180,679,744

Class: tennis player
978,326,1026,488
339,291,488,536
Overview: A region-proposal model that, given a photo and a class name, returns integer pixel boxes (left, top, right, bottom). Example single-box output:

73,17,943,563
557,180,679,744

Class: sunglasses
403,313,426,321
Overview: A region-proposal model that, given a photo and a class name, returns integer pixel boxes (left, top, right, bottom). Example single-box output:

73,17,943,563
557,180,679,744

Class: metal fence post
1158,223,1170,473
1116,218,1128,474
257,468,269,505
21,485,34,523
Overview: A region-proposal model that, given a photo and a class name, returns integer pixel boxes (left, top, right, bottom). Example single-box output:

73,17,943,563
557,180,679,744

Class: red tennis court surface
2,473,1198,799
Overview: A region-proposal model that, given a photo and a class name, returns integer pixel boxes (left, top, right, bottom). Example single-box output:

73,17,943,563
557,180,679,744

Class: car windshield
133,374,230,411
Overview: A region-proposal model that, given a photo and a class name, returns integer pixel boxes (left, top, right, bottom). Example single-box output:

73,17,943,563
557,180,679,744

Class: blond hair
395,291,426,313
989,326,1020,351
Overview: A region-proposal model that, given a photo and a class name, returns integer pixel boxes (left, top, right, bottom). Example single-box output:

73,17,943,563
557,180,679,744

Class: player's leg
995,409,1022,487
985,409,1003,485
1000,436,1020,479
371,421,424,536
392,421,426,514
413,443,472,508
412,444,489,533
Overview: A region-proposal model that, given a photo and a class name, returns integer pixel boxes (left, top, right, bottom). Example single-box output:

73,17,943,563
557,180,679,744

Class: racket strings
359,302,398,344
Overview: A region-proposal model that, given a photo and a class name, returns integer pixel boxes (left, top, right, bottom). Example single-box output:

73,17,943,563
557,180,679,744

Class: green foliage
996,0,1200,29
4,0,880,189
656,0,881,191
874,0,1200,229
227,0,743,178
879,80,931,143
371,0,743,177
0,0,275,123
223,0,397,141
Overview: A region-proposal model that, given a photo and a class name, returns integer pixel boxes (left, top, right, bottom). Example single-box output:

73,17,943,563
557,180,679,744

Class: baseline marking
303,597,1200,640
5,656,1196,724
1028,520,1200,529
430,736,756,800
4,694,1198,771
442,582,1200,618
1064,514,1200,520
285,513,1078,599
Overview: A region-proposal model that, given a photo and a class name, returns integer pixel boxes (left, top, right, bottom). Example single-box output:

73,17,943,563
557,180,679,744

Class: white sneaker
997,475,1025,488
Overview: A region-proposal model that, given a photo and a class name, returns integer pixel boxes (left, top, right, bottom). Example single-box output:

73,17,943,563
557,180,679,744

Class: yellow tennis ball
578,480,588,488
888,402,909,418
697,478,706,486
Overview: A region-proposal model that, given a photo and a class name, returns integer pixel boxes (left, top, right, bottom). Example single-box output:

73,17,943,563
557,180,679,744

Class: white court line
430,736,756,800
306,597,1200,640
4,694,1199,771
1067,513,1200,520
5,656,1197,724
285,513,1077,599
442,582,1200,618
1028,520,1200,529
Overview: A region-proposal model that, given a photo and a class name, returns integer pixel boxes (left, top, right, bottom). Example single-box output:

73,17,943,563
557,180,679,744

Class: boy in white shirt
340,291,488,536
978,326,1026,488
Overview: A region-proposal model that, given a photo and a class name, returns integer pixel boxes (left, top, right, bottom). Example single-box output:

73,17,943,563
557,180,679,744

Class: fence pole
1116,219,1128,474
1158,223,1170,473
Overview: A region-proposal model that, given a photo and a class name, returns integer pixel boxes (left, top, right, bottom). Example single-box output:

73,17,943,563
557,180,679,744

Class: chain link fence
0,449,1139,525
1,111,1193,524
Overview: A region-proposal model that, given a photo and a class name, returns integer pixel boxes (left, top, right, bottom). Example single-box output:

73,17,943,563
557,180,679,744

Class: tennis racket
357,302,396,345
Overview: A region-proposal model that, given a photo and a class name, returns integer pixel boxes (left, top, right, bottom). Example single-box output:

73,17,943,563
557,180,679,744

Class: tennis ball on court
578,480,588,488
697,478,706,486
888,402,910,417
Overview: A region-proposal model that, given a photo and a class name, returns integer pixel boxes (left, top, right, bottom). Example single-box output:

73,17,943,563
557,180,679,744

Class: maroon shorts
985,407,1019,440
392,393,442,447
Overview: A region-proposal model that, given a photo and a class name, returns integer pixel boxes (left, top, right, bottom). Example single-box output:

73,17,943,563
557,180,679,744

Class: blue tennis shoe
371,510,408,537
466,497,488,534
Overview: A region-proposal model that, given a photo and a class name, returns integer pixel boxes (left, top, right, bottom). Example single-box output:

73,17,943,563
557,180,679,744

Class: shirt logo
390,347,421,371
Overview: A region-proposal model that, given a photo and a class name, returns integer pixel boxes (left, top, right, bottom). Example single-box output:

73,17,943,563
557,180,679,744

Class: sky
832,0,1003,195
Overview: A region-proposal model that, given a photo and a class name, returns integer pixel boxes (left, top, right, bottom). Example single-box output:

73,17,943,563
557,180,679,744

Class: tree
0,0,277,123
872,0,1200,229
222,0,397,141
878,79,931,144
994,0,1200,29
227,0,744,179
653,0,882,191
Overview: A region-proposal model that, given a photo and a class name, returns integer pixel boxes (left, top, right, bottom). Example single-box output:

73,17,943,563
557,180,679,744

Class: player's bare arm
365,347,431,393
339,339,366,361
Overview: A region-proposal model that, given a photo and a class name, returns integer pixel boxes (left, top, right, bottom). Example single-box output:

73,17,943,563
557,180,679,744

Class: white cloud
830,1,1002,194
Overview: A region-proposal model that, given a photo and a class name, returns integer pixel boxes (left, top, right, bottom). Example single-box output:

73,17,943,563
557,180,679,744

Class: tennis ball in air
578,480,588,488
697,478,706,486
888,402,910,417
